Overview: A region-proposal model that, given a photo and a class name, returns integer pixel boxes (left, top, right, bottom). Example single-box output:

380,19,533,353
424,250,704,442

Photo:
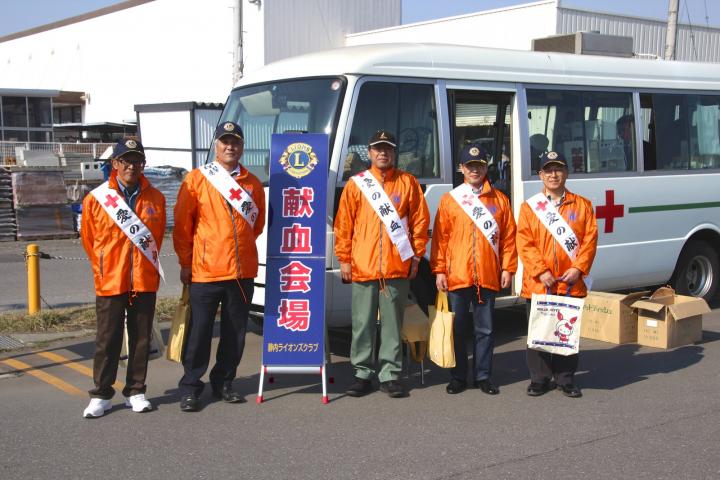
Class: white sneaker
124,393,153,413
83,398,112,418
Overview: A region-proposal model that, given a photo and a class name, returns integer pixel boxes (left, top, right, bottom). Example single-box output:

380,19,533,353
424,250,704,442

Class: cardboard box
581,291,648,344
631,289,711,349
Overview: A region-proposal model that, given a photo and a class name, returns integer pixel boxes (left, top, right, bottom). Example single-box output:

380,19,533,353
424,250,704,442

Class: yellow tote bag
428,291,455,368
166,285,191,363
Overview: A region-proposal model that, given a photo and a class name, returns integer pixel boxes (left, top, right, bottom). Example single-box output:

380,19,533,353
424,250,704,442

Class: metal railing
0,141,113,165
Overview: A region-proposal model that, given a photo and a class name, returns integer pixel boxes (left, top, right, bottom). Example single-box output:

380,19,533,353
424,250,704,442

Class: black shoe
558,384,582,398
212,385,246,403
179,394,199,412
379,380,407,398
475,379,499,395
345,378,373,397
446,379,467,395
526,381,554,397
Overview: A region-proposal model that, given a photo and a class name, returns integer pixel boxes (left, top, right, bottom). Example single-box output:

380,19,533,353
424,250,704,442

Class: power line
683,0,698,61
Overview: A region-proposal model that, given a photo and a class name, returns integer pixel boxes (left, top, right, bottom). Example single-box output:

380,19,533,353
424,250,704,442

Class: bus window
642,93,720,171
527,89,636,174
342,81,439,181
220,77,345,182
448,90,512,196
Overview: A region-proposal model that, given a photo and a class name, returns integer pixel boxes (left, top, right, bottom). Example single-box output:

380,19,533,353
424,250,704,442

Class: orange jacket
173,164,265,282
81,173,166,296
334,166,430,282
430,180,517,292
516,189,598,298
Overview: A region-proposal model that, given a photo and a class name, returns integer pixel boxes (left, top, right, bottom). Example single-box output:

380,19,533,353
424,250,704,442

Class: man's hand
559,267,582,286
500,270,512,289
408,257,420,280
180,267,192,285
539,270,556,289
340,262,352,283
435,273,448,292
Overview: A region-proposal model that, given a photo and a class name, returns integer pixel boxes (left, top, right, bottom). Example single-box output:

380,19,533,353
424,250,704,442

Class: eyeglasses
117,158,146,167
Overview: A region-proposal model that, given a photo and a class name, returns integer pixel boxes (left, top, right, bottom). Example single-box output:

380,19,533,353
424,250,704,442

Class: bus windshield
218,77,346,183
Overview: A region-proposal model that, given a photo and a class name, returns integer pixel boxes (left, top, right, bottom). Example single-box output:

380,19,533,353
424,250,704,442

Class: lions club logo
279,142,318,179
547,151,558,160
125,139,137,149
223,122,234,132
469,147,479,157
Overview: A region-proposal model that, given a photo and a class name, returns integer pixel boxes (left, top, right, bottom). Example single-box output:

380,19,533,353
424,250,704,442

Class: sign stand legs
256,364,329,404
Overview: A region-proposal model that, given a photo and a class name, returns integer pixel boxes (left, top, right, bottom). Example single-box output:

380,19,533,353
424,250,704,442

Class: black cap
368,130,396,148
460,143,488,165
112,138,145,159
539,151,568,170
214,121,244,140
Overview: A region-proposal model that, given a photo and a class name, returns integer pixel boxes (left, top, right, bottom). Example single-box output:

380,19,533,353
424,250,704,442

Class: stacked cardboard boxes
11,169,75,240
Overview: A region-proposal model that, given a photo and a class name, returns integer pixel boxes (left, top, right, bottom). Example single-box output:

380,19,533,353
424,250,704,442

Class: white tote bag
527,292,585,356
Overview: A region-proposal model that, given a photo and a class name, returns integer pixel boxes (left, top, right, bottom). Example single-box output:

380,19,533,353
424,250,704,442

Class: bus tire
670,240,719,302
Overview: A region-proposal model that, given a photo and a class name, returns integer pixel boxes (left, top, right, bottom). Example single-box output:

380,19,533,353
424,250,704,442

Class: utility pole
664,0,679,60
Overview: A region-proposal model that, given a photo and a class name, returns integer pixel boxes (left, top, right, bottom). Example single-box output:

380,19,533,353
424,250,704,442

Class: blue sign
262,133,328,366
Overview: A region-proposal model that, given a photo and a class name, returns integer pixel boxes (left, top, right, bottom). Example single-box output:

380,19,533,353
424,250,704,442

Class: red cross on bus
595,189,625,233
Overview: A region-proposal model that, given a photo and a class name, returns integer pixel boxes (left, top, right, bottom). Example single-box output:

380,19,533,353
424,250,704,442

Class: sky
0,0,717,37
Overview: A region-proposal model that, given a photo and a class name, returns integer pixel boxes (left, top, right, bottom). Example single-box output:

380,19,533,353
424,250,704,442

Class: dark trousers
525,300,578,386
179,279,253,397
90,292,156,399
448,287,497,383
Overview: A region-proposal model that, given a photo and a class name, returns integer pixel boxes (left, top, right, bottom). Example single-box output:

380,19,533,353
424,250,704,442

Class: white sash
199,161,258,227
351,170,414,261
91,182,164,281
527,192,579,261
449,183,499,259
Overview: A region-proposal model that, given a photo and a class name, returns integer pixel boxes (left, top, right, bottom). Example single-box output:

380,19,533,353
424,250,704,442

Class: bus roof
235,43,720,91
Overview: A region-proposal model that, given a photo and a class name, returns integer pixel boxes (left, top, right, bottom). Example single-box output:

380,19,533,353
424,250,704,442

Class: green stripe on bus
628,201,720,213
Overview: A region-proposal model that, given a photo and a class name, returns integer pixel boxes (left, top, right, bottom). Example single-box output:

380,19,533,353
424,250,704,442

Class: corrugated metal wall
558,8,720,63
264,0,401,64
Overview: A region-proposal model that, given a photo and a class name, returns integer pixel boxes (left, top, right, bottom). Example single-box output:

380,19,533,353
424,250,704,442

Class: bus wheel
671,240,719,302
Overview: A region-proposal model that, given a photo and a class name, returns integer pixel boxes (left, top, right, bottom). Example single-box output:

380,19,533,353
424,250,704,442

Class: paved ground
2,238,720,479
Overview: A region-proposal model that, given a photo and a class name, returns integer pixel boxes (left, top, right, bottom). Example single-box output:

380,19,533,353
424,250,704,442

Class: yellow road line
35,351,124,390
1,358,85,397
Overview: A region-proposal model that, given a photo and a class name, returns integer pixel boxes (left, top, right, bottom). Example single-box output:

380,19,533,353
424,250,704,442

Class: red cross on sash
199,161,258,228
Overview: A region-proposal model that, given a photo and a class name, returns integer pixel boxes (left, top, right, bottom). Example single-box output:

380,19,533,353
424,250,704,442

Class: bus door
447,89,514,296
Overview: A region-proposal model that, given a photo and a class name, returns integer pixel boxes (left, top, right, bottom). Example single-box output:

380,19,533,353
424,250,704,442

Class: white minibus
216,43,720,326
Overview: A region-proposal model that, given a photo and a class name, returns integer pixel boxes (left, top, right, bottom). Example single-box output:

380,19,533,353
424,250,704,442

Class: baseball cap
214,121,244,141
112,138,145,159
368,130,397,148
539,151,568,170
460,143,488,165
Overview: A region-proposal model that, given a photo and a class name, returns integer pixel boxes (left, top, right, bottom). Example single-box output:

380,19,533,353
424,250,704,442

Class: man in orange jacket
517,151,598,398
334,130,430,398
81,138,166,418
431,144,517,395
173,121,265,412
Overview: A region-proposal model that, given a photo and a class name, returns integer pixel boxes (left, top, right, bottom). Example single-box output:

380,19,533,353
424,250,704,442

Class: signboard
262,133,328,366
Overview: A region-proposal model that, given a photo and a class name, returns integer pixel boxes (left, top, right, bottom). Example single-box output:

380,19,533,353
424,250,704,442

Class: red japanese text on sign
280,223,312,254
282,187,315,218
279,261,312,293
278,299,310,332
